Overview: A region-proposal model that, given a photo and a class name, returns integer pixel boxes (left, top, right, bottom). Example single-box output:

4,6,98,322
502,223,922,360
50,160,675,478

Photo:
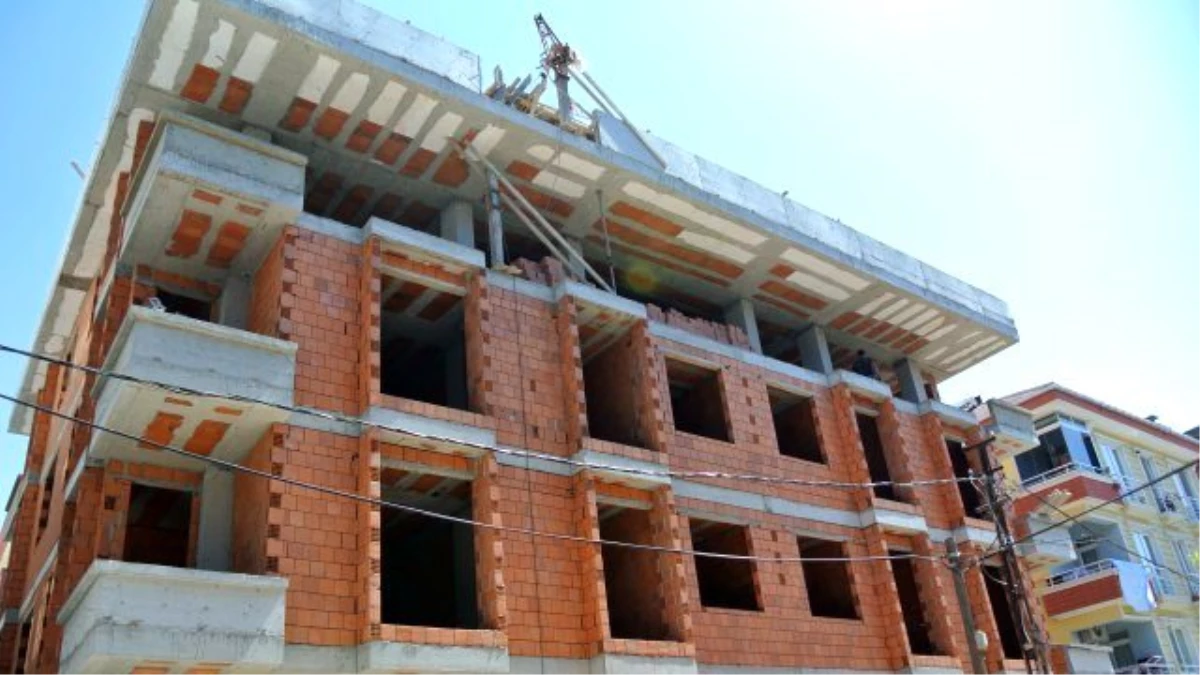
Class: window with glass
1014,415,1102,483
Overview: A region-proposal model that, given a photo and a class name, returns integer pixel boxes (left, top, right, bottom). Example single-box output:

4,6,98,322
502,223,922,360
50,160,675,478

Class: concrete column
894,358,927,404
723,298,762,353
196,468,234,572
485,171,505,267
217,273,251,330
439,200,475,248
797,325,833,374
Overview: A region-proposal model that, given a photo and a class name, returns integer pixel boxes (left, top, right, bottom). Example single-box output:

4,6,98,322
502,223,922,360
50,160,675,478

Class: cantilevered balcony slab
1040,560,1158,625
984,399,1038,456
1015,516,1077,566
57,560,287,673
1011,463,1121,521
119,111,306,284
90,306,295,469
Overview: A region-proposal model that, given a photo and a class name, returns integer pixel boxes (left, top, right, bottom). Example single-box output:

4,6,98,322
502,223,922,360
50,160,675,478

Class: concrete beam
894,358,927,404
439,200,475,249
797,325,833,375
723,299,762,354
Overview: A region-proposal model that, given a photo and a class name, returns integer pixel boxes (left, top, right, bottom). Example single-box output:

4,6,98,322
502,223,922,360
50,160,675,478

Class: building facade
995,384,1199,674
0,0,1044,672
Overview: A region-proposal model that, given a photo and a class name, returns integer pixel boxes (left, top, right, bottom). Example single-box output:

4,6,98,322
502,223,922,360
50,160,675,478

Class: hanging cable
0,342,983,492
977,459,1200,563
0,390,940,566
1015,481,1197,584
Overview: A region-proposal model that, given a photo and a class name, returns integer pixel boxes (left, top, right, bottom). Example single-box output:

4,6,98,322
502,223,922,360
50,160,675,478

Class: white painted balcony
90,306,295,469
57,560,287,673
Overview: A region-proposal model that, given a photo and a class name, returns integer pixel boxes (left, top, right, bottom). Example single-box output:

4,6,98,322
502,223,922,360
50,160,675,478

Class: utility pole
946,537,987,674
973,439,1051,674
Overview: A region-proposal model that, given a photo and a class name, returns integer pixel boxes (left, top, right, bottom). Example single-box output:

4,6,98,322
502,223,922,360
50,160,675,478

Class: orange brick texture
0,218,1037,674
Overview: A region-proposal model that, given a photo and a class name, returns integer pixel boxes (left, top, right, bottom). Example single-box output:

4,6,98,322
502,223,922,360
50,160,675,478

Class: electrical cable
0,342,983,492
0,390,939,566
1018,482,1197,585
978,459,1200,563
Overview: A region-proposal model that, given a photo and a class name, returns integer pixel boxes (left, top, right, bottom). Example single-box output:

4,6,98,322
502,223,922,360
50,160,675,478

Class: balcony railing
1047,559,1116,587
1114,656,1170,674
1020,462,1110,490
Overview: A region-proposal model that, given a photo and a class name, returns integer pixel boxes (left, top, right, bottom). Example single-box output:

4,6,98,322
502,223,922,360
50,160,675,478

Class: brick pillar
649,487,693,644
573,473,608,655
473,454,509,632
357,429,382,642
876,400,922,507
358,237,383,414
918,413,965,521
960,542,1008,672
464,273,495,417
554,297,588,452
911,535,967,663
98,473,132,560
860,525,912,671
827,384,875,512
631,322,668,453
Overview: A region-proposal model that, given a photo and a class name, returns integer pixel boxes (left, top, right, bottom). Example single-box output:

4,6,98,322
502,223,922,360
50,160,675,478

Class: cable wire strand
0,390,939,566
0,342,983,492
978,459,1200,563
1015,479,1197,584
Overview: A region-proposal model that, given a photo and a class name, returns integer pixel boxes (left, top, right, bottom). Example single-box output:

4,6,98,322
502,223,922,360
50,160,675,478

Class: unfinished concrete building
0,0,1046,672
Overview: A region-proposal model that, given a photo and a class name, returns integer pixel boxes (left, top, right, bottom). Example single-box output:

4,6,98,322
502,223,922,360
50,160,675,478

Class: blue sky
0,0,1195,498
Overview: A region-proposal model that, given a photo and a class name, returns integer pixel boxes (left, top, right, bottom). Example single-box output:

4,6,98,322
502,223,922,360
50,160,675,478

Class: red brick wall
232,429,273,575
0,220,1034,673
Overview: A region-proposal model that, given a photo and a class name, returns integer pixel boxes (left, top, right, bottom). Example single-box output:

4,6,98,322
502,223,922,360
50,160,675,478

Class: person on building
852,349,878,379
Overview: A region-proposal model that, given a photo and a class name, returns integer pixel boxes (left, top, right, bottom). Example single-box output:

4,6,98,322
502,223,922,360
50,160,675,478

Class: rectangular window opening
666,358,730,442
380,469,480,629
769,387,824,463
856,413,899,501
154,288,214,323
689,518,760,611
123,483,193,569
982,565,1024,660
35,461,56,539
798,537,859,619
379,274,469,411
889,552,942,656
945,438,985,518
598,505,673,641
582,329,650,450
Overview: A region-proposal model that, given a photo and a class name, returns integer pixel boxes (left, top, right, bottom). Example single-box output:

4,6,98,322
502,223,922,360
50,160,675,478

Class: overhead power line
0,390,940,566
1022,484,1197,585
0,342,981,492
980,459,1200,563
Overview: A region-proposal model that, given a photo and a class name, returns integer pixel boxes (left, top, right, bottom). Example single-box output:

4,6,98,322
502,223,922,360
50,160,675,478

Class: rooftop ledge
10,0,1019,435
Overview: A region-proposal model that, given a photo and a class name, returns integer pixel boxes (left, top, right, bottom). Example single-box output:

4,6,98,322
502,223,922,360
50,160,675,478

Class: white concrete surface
57,560,287,673
89,306,295,469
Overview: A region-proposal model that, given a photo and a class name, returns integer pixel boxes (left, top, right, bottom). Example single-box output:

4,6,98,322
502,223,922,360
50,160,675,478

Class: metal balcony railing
1046,559,1116,587
1020,462,1110,490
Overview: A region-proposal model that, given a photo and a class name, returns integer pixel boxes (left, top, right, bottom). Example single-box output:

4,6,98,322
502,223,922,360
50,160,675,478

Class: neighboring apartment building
0,0,1044,672
993,384,1199,674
